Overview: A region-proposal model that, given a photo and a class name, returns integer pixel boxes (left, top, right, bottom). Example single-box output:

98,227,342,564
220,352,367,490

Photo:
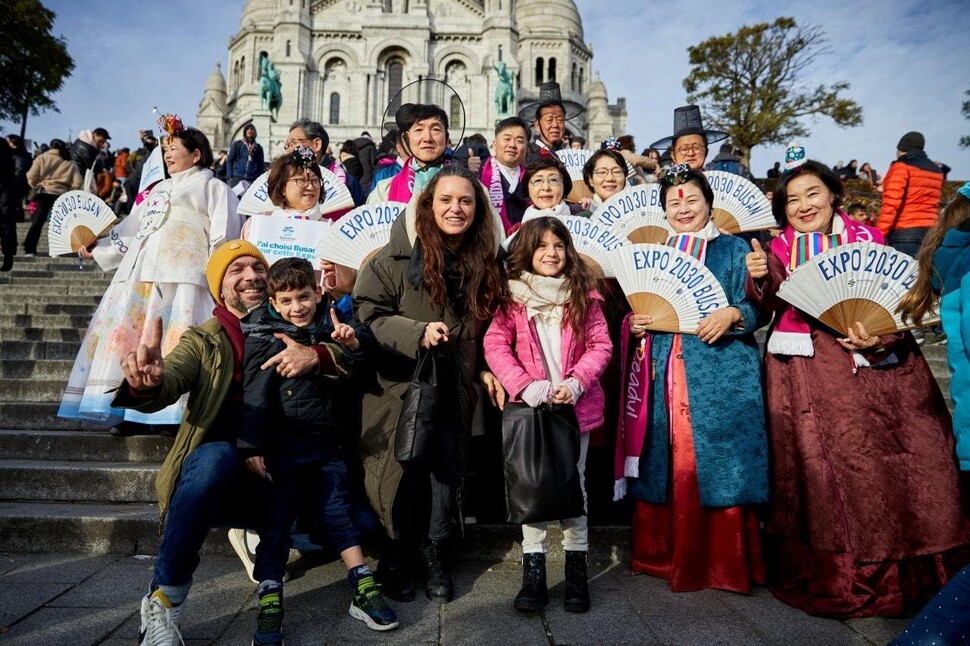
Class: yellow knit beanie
205,239,268,305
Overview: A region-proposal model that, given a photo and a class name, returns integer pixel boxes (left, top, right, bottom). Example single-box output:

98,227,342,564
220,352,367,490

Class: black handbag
394,349,439,462
502,402,585,525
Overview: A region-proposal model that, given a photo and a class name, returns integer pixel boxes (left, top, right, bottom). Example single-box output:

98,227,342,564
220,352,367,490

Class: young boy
846,202,870,225
238,257,398,645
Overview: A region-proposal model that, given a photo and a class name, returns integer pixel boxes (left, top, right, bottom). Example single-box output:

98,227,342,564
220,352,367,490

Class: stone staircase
0,221,956,557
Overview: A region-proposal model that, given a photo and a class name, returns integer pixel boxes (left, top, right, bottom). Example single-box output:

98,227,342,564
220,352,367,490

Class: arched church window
383,0,392,11
388,59,404,114
241,56,246,84
571,63,577,91
579,67,584,93
548,58,557,83
286,40,291,57
450,95,462,130
535,58,544,86
330,93,341,125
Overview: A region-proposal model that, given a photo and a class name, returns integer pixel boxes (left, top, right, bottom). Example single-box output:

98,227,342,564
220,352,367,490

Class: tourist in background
23,138,82,257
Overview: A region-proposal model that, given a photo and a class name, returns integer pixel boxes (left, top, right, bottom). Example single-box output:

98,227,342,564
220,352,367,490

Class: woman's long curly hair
504,216,596,340
413,165,506,320
898,192,970,324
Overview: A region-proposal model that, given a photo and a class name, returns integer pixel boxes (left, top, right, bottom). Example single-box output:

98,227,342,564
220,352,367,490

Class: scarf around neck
483,155,525,233
387,156,442,203
522,201,571,224
508,272,570,324
665,219,720,265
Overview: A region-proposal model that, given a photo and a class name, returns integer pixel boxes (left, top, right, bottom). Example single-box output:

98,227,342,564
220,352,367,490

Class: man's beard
224,280,266,313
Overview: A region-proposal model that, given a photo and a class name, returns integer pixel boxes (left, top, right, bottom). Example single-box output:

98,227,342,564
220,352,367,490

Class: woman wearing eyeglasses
575,150,628,218
240,146,328,241
522,157,575,222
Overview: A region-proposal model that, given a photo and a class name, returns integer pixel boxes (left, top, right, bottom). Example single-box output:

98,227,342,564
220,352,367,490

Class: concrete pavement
0,549,907,645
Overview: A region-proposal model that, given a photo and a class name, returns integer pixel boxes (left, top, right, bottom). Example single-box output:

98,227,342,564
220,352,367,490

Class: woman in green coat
353,165,506,603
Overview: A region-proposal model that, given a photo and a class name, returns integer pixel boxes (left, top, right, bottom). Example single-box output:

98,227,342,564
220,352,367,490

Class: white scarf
508,272,571,324
521,201,571,224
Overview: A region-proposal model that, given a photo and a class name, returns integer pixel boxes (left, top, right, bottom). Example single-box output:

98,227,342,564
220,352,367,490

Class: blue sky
5,0,969,180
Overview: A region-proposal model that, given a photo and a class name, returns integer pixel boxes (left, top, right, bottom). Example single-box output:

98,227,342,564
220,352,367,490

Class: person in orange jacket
875,131,944,258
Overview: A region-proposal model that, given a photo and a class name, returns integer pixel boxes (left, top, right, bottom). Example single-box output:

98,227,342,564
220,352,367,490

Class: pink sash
387,157,416,203
481,156,524,234
614,311,652,500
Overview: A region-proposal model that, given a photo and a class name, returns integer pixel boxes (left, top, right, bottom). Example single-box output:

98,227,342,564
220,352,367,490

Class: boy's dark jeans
253,433,361,584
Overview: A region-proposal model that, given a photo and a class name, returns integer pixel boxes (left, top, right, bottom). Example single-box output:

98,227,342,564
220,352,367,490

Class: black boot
563,550,590,613
1,255,12,272
375,540,416,602
513,552,548,612
420,539,453,602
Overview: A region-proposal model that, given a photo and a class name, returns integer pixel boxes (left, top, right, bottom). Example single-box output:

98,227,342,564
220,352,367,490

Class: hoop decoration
609,243,728,333
238,166,355,218
704,171,774,233
47,191,117,256
776,242,923,336
380,78,467,151
316,201,408,270
593,185,672,244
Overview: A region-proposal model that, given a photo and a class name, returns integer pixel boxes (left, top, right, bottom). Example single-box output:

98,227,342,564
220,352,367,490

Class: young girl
483,216,612,614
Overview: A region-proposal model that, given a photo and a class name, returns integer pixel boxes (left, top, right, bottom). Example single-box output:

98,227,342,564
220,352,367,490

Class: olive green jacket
112,317,234,520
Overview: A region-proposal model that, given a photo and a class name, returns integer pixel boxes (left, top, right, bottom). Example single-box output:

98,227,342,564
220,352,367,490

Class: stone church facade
197,0,626,157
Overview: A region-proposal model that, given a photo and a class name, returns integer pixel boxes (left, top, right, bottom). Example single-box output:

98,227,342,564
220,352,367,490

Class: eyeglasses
284,137,309,150
674,144,705,156
529,177,563,188
592,168,626,179
288,177,322,188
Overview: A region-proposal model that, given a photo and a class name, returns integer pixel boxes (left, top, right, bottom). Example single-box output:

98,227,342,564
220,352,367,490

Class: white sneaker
228,528,260,584
138,589,185,646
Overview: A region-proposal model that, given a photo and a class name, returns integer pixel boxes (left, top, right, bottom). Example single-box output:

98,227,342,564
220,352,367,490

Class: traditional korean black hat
518,81,585,122
649,105,728,151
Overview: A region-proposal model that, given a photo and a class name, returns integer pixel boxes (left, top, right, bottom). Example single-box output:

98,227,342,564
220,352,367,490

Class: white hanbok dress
58,165,240,425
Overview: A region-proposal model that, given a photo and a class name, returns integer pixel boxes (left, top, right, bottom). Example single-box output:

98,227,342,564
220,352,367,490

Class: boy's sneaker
228,528,260,583
138,589,184,646
253,583,284,646
350,580,400,631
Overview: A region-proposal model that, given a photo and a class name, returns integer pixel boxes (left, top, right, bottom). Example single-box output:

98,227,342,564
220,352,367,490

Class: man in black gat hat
650,105,728,172
520,82,584,165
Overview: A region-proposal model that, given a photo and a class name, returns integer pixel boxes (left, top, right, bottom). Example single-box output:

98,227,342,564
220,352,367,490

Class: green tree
961,88,970,148
683,17,862,165
0,0,74,138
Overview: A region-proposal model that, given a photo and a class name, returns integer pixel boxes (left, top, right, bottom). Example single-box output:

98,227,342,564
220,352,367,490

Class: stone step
0,271,113,283
0,285,109,296
0,314,95,329
0,500,629,562
0,340,80,360
3,294,101,306
0,378,68,401
0,459,159,502
0,430,171,462
0,401,104,431
0,359,75,380
23,302,98,316
0,327,85,342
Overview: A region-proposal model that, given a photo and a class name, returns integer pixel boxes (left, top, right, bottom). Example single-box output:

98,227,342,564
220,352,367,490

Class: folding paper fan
315,201,407,269
704,171,774,233
47,191,117,256
556,148,594,203
561,215,625,278
608,243,729,334
237,166,356,217
593,185,673,244
776,242,919,336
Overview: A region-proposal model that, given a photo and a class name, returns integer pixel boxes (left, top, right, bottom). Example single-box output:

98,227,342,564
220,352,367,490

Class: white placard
248,216,332,266
137,146,165,194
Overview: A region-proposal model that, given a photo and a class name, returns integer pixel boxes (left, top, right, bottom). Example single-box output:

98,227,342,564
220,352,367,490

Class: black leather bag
502,402,585,525
394,349,439,462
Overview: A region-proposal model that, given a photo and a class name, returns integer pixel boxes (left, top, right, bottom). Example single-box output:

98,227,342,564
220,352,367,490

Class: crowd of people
1,80,967,646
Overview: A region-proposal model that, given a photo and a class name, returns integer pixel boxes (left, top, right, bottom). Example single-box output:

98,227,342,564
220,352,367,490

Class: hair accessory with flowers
958,181,970,201
153,107,184,138
601,136,621,152
660,163,692,187
784,143,807,173
290,145,316,170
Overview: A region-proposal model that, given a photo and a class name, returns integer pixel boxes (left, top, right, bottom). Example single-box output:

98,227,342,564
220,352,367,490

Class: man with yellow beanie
111,240,339,646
